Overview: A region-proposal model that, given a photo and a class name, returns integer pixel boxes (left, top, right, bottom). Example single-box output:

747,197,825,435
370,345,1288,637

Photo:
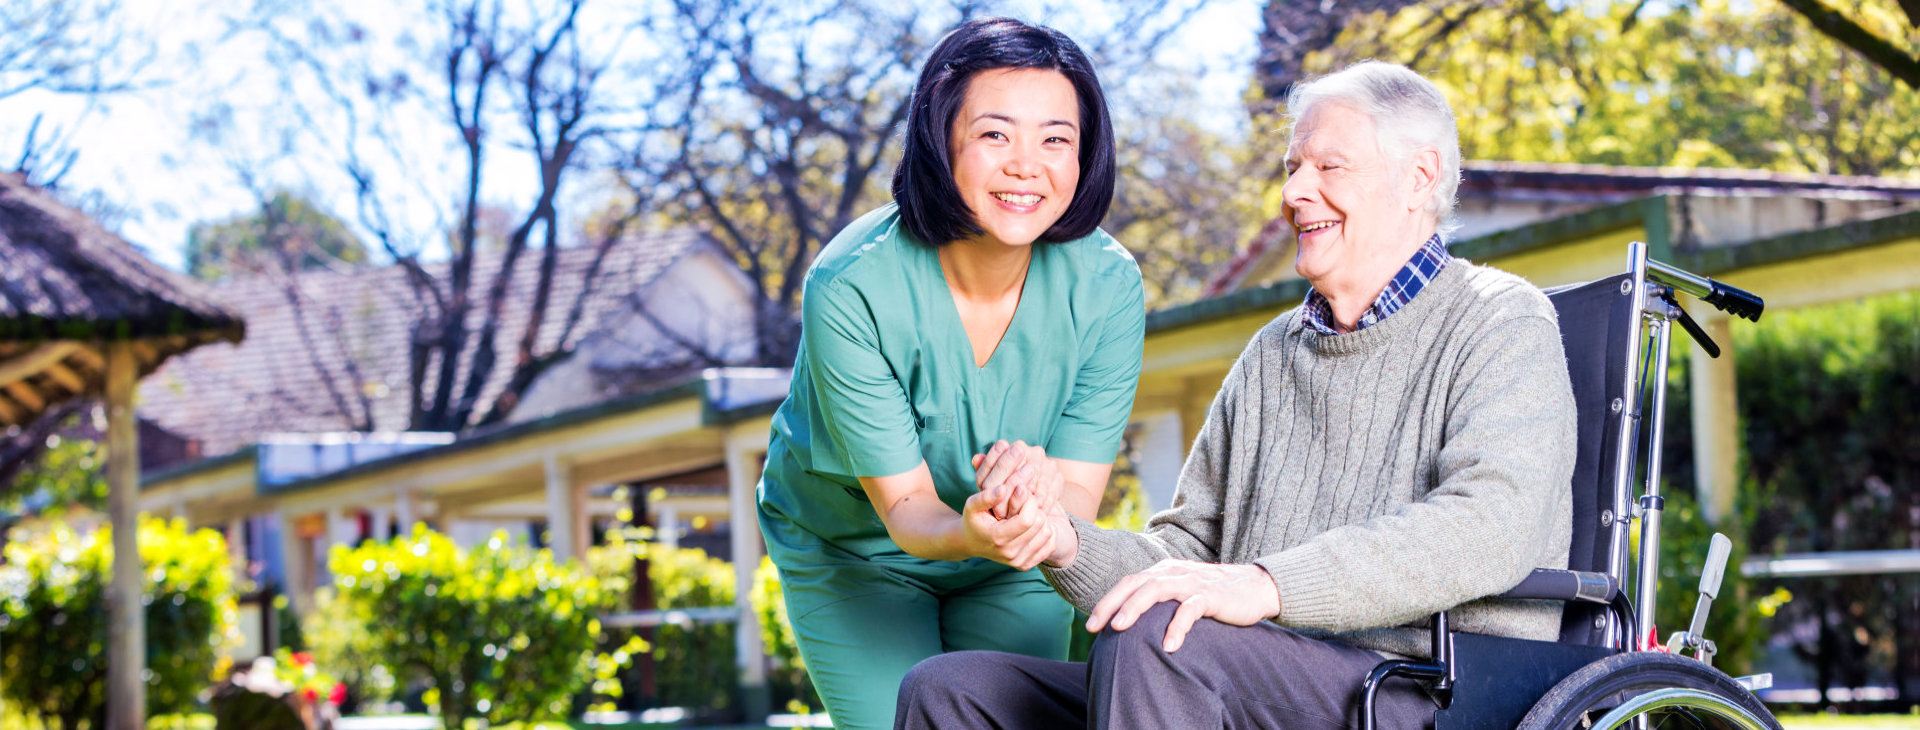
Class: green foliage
1732,291,1920,699
1299,0,1920,176
184,192,368,281
1097,433,1153,533
1649,486,1786,676
0,519,239,730
323,529,615,730
1,427,109,518
589,534,743,716
303,587,391,705
749,555,817,716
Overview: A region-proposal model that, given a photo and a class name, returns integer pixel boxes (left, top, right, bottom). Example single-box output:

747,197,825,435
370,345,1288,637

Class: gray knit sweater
1044,261,1577,659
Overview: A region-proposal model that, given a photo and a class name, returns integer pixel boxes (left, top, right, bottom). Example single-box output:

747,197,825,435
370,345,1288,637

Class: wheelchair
1360,241,1780,730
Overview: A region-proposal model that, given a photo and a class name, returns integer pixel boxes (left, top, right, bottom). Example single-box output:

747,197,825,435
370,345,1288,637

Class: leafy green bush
1731,292,1920,702
0,519,239,730
589,534,739,715
323,528,615,730
750,555,818,715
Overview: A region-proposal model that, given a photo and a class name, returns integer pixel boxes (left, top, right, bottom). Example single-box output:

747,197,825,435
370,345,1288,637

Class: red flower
291,652,314,666
303,688,320,703
329,682,347,706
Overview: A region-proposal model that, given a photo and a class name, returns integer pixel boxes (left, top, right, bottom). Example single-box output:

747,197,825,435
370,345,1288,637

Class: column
105,342,144,730
277,510,314,616
394,489,417,537
369,505,394,542
227,516,248,571
726,425,770,721
544,455,584,561
657,504,680,550
1689,314,1741,524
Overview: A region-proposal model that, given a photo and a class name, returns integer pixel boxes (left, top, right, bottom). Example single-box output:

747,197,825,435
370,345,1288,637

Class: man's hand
1086,560,1282,653
972,440,1061,518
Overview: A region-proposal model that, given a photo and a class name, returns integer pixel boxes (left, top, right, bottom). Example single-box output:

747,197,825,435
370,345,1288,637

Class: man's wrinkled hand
1085,559,1282,653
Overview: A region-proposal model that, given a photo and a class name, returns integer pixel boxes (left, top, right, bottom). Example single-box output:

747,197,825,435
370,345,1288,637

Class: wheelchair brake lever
1664,293,1721,359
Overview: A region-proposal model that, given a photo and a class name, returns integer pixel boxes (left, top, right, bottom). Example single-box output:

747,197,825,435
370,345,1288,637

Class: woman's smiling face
948,67,1082,247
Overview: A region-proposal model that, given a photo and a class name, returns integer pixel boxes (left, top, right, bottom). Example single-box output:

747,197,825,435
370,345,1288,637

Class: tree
1733,293,1920,705
1267,0,1920,177
225,0,654,431
0,421,108,519
631,0,1219,363
184,192,370,280
1778,0,1920,89
0,0,154,187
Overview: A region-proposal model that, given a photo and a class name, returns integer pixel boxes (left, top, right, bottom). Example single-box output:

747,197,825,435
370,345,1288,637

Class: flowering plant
274,649,347,707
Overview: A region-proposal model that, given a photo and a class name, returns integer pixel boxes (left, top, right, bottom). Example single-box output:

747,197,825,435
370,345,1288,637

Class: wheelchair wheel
1517,652,1780,730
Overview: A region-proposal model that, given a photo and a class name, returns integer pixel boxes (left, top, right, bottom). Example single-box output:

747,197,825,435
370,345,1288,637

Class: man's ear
1406,148,1441,212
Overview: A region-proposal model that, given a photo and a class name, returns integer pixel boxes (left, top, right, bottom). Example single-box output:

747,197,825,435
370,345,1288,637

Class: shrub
588,535,738,715
0,519,239,730
750,555,817,714
323,528,615,730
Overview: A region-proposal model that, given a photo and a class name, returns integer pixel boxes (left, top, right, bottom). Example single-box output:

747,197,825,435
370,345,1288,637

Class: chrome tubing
1608,242,1652,648
1590,688,1775,730
1634,305,1676,643
1645,258,1714,300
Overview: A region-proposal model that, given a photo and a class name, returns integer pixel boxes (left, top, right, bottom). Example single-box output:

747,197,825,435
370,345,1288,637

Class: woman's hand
959,477,1057,569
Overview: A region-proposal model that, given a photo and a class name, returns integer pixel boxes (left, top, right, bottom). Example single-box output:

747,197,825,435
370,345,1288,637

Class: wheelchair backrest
1544,273,1639,647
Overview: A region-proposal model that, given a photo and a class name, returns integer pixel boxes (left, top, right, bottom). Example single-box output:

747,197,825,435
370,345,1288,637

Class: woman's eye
983,131,1007,141
1046,136,1073,145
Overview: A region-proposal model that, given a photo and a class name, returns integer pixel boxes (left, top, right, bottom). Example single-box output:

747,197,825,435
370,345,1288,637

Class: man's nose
1281,167,1313,204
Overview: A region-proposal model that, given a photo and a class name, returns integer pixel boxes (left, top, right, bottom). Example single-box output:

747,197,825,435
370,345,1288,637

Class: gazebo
0,172,245,730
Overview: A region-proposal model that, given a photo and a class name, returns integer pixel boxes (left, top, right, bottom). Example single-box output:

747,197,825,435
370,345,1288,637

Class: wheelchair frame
1358,241,1777,730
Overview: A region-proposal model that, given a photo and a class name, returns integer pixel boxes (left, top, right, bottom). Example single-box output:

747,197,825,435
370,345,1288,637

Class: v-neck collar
932,243,1036,371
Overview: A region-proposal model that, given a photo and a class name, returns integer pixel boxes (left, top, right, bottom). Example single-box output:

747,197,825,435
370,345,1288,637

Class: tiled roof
139,229,713,458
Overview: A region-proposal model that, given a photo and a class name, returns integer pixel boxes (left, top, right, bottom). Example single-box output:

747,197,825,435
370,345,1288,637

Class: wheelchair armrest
1498,568,1617,604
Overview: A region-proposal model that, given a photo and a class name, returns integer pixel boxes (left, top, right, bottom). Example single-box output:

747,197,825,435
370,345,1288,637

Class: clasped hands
969,444,1278,653
962,439,1069,571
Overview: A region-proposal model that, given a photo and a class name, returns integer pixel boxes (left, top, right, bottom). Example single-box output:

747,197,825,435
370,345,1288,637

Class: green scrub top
758,203,1145,598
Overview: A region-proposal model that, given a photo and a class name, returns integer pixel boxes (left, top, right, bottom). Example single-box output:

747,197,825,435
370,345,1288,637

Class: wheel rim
1588,688,1774,730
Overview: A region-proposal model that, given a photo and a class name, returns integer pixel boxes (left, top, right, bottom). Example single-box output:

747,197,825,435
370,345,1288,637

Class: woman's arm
859,459,1060,570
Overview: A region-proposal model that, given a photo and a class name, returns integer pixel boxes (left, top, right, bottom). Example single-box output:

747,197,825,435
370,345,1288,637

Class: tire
1517,652,1782,730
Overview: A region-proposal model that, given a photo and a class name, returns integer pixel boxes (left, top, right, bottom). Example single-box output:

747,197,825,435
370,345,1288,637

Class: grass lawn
1777,713,1920,728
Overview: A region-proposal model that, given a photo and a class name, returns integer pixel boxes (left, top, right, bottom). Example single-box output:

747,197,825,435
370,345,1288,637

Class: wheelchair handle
1646,259,1764,322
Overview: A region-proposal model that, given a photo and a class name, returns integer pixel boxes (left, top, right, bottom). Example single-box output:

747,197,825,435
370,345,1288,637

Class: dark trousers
895,601,1437,729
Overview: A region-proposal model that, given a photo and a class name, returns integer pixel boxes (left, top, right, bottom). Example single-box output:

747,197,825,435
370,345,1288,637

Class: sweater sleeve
1042,332,1251,611
1255,312,1577,632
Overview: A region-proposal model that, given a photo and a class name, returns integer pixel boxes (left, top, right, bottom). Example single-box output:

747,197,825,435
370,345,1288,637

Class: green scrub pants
778,558,1075,730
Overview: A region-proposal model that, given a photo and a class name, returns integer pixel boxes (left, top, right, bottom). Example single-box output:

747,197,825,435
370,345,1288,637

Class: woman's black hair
891,17,1116,246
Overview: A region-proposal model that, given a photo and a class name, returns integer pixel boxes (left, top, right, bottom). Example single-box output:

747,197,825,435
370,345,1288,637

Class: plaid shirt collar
1302,234,1451,335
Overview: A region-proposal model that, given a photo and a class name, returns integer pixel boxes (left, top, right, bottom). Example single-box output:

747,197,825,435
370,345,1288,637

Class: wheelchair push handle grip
1705,281,1764,322
1645,258,1765,322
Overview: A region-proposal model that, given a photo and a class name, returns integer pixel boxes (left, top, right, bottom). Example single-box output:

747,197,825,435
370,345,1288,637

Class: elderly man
894,60,1577,730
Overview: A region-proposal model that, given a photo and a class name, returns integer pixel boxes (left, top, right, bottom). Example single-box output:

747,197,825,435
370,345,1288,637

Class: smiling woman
752,16,1144,730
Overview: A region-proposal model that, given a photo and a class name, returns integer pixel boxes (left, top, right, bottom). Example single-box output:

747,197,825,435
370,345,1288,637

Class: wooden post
1689,314,1742,524
106,341,145,730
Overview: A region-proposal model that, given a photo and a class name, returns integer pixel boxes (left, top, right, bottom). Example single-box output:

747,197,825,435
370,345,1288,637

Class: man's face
1280,103,1408,286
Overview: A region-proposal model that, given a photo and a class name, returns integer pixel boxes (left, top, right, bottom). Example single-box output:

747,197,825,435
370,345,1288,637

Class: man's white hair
1285,61,1463,239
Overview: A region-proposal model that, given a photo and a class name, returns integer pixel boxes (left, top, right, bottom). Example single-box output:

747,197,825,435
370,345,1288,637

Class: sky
1,0,1264,273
